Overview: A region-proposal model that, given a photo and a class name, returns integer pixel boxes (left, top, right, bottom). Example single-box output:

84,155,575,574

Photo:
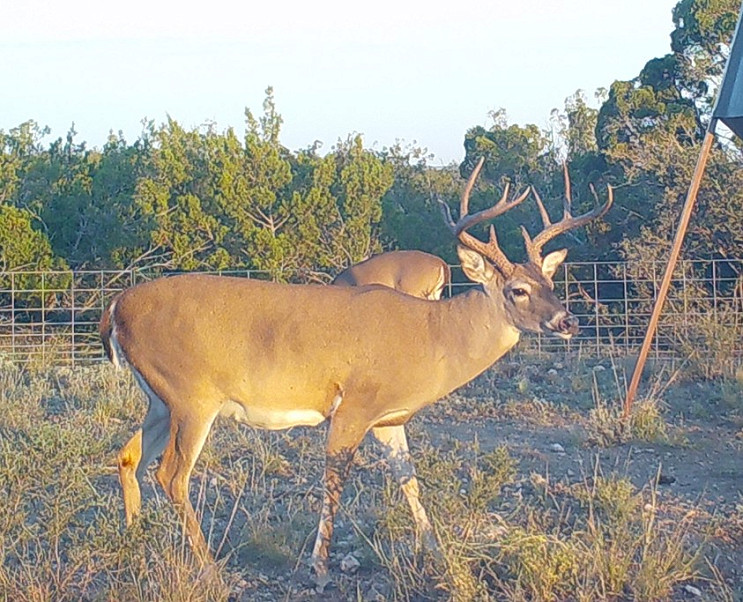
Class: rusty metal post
623,120,718,419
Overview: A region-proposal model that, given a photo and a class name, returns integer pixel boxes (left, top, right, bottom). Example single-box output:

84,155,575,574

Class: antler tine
453,183,534,236
438,156,531,276
438,195,457,234
460,156,485,218
530,186,553,230
524,178,614,265
437,156,487,235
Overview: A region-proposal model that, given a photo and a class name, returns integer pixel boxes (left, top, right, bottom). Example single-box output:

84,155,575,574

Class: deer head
440,158,613,339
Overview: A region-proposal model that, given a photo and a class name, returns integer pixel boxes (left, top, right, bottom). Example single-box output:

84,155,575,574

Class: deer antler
439,157,531,276
523,163,613,266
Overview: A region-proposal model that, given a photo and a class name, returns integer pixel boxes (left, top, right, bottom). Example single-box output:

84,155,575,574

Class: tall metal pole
623,119,718,419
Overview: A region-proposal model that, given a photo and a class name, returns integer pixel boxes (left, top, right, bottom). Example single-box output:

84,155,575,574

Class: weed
673,306,743,380
0,361,737,600
498,527,580,600
630,399,668,442
468,444,518,513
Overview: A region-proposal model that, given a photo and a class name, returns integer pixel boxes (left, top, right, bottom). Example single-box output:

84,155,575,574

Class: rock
340,553,360,574
657,473,676,485
549,443,565,453
682,584,702,596
593,365,606,372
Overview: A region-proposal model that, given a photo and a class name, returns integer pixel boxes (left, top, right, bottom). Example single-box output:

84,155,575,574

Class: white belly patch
220,400,327,430
376,409,410,424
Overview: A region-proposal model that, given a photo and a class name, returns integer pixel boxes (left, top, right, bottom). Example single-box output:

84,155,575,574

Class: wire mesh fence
0,259,740,366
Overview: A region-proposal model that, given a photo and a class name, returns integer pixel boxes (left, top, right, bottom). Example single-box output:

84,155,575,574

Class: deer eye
512,287,529,298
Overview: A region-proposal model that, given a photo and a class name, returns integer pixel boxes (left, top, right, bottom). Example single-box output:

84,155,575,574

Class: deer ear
457,245,495,284
541,249,568,279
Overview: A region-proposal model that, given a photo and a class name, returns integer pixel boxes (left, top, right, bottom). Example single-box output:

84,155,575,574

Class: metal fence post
41,272,46,363
71,274,76,367
623,263,630,350
594,262,600,356
712,259,718,321
11,272,16,360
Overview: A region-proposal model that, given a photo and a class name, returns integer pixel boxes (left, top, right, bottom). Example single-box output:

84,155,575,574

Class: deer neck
432,285,521,395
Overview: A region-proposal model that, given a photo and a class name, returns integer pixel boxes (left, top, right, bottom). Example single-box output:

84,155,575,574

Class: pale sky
1,0,678,165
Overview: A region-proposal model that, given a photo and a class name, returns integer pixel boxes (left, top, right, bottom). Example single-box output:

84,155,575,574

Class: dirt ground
418,358,743,600
217,355,743,600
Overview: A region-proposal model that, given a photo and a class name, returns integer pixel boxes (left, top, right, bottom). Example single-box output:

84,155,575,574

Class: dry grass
0,357,739,601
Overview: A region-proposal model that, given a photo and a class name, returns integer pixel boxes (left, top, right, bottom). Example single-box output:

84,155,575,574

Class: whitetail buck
100,158,612,588
332,250,450,300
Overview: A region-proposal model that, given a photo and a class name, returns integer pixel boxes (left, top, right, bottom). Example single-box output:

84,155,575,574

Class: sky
1,0,679,165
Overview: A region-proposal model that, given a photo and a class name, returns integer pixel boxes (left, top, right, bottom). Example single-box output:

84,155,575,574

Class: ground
0,353,741,601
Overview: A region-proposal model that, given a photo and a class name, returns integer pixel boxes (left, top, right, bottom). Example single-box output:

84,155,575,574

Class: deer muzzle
544,312,580,339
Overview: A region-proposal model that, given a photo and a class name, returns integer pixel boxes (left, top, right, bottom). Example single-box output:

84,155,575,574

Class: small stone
593,365,606,372
657,473,676,485
549,443,565,453
682,584,702,596
340,553,360,574
547,368,558,377
566,468,575,477
553,362,564,370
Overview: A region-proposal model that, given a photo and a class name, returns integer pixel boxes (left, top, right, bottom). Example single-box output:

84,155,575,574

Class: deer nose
543,311,580,339
558,314,579,335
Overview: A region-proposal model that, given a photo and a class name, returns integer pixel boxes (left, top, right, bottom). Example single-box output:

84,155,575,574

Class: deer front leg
311,414,365,591
118,429,143,526
371,424,437,554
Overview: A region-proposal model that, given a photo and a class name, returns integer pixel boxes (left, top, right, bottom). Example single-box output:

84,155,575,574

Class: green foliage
133,118,232,271
329,135,393,263
671,0,741,109
1,0,741,281
460,118,550,263
595,0,742,262
0,204,63,273
464,110,551,189
460,105,620,263
563,90,601,159
379,143,462,262
0,90,395,281
0,125,69,303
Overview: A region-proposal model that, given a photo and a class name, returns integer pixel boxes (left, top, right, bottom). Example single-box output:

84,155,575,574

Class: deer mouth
552,330,575,340
543,314,580,339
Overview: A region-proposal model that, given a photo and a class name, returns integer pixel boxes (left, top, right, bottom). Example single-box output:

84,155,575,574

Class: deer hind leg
311,411,366,591
371,424,437,553
155,408,217,565
118,380,171,526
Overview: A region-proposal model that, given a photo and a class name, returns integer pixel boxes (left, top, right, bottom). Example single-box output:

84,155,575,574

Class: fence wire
0,260,741,365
